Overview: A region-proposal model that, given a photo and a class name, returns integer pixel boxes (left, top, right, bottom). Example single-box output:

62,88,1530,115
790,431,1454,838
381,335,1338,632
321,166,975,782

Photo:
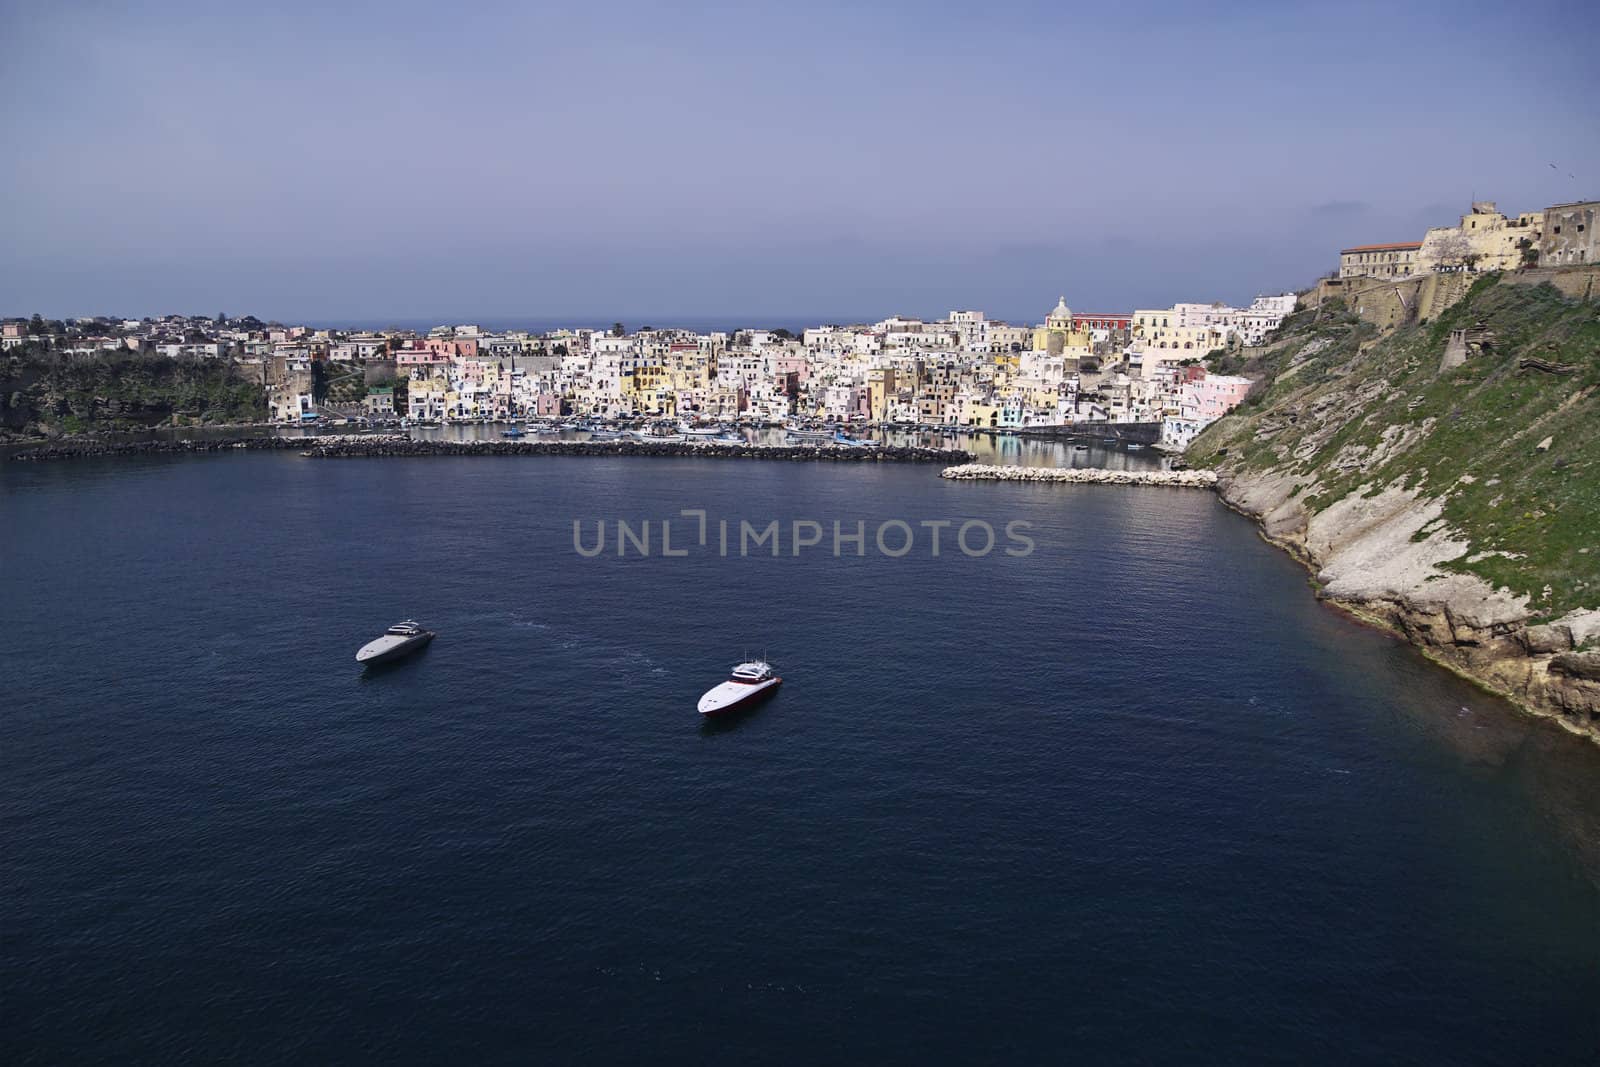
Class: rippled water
3,453,1596,1064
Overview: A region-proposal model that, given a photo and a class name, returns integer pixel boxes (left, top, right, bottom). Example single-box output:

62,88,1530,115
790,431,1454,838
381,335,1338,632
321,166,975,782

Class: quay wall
1014,421,1162,445
303,439,973,463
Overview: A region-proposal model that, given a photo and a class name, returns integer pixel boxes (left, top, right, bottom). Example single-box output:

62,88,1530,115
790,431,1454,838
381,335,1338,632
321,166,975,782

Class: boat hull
697,677,782,716
356,632,434,665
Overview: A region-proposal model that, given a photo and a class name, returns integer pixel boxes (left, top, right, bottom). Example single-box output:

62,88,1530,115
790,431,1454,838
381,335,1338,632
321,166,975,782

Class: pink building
774,354,810,385
396,344,452,368
425,337,479,359
1181,373,1253,421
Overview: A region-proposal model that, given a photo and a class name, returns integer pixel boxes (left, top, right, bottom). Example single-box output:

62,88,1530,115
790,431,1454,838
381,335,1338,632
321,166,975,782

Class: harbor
8,450,1598,1065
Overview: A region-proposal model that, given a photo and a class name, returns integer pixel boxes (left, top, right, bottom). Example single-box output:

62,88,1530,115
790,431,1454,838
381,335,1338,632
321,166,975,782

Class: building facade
1540,201,1598,267
1339,242,1422,279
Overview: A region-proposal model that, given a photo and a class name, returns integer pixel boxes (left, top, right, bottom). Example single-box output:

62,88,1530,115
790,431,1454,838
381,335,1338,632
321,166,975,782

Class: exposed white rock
1555,609,1600,649
1303,483,1529,629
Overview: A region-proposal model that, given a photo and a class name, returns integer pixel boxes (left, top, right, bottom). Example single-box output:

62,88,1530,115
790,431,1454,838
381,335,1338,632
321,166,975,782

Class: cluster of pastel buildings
2,293,1286,448
255,293,1285,448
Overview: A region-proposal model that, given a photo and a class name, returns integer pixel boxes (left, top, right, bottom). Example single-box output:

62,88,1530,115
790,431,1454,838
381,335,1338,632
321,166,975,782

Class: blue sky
3,0,1595,324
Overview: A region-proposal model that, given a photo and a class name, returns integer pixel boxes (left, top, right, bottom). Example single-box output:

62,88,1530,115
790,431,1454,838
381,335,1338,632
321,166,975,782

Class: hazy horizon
4,0,1595,322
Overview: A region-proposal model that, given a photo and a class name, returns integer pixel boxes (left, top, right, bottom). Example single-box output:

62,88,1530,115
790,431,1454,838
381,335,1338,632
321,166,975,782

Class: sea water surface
3,453,1597,1064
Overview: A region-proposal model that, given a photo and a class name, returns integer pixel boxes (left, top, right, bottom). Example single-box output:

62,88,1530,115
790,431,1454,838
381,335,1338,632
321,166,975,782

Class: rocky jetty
939,463,1218,488
302,439,972,463
7,435,311,461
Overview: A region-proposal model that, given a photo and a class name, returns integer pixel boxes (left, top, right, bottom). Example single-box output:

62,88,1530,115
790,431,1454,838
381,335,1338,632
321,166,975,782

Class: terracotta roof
1341,241,1422,253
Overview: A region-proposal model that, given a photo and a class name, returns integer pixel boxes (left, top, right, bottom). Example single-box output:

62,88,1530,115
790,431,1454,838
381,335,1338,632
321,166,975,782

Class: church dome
1047,296,1072,323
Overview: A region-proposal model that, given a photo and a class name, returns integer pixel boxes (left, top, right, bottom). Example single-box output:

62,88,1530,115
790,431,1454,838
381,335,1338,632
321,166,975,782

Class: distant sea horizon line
306,312,1040,335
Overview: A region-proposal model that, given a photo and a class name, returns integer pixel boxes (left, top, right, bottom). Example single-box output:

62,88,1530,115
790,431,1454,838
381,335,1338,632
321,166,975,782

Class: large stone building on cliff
1540,200,1598,266
1339,242,1421,279
1336,199,1566,279
1416,201,1543,273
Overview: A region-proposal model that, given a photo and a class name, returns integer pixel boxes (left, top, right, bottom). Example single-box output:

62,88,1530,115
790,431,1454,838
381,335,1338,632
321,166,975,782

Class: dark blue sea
3,452,1597,1064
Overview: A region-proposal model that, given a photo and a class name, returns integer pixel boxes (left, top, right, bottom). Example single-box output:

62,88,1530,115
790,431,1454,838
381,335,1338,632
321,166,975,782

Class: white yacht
356,620,435,665
697,660,782,716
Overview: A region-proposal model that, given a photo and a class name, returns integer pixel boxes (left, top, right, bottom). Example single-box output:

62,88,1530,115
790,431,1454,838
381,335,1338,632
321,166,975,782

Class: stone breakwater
303,439,973,463
939,463,1219,488
6,435,327,461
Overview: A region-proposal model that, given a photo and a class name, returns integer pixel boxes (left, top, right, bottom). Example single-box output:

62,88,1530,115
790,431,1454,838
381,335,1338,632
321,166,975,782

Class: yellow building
623,363,670,412
1130,310,1225,379
866,367,897,420
992,349,1021,373
1032,297,1091,354
1417,202,1543,273
964,400,999,428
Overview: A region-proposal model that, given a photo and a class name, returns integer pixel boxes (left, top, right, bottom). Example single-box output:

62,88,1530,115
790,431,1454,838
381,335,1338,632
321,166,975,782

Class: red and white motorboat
697,660,782,716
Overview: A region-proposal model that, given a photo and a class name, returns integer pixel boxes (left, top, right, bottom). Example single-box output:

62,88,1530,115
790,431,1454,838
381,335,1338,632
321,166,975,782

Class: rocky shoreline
1214,470,1600,747
940,463,1217,487
7,434,973,465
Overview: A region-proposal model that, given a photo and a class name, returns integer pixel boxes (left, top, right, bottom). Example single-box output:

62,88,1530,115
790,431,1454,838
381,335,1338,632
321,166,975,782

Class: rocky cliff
0,353,266,439
1189,274,1600,743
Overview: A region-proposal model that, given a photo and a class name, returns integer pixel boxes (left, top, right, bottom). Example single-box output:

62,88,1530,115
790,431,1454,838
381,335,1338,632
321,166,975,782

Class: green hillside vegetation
1190,276,1600,624
318,361,370,404
1,353,266,438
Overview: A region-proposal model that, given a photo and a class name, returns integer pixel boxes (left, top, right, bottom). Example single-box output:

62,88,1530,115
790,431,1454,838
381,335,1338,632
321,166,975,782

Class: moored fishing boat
679,420,723,438
628,423,683,443
785,422,833,443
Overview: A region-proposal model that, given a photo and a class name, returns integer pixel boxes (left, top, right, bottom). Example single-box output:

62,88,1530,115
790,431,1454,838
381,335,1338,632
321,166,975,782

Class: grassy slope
1189,277,1600,624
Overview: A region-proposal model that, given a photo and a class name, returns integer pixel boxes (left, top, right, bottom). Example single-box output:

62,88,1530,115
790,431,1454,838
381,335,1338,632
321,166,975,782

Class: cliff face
1189,275,1600,743
0,354,265,438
